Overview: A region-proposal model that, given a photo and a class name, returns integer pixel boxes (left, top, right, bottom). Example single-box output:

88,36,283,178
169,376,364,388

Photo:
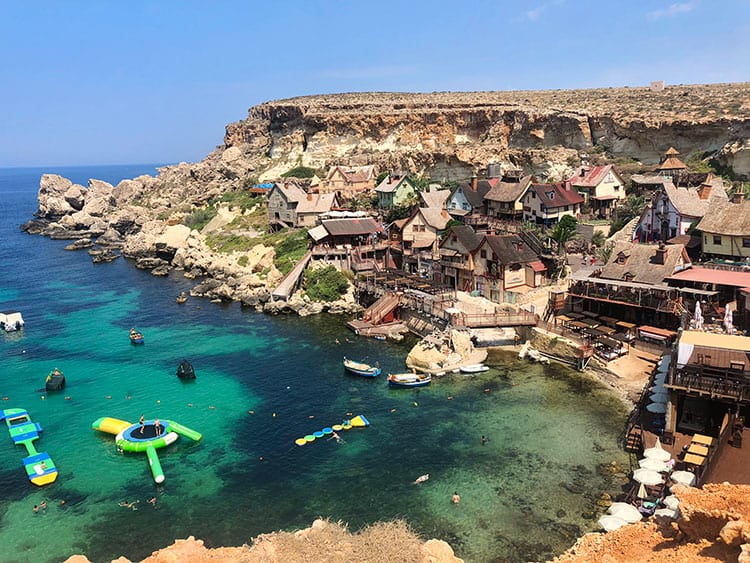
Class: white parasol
650,391,670,403
647,402,667,414
670,470,696,487
639,457,670,472
633,468,665,486
724,305,734,333
663,495,680,510
694,301,704,330
654,507,680,519
643,437,672,461
608,502,643,523
598,514,629,532
636,482,649,499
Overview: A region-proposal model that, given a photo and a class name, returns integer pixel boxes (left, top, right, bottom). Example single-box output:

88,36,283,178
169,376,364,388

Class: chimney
654,242,667,264
732,191,745,204
698,184,712,200
579,167,586,177
471,174,478,191
307,193,313,201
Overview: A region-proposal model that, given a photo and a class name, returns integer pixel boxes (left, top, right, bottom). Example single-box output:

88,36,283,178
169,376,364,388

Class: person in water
481,435,487,445
452,491,460,504
40,501,47,510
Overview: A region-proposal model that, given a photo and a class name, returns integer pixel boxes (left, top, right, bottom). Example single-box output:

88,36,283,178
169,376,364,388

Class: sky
2,1,748,167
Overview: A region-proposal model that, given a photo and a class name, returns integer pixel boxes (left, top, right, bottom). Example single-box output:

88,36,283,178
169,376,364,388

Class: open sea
0,165,630,563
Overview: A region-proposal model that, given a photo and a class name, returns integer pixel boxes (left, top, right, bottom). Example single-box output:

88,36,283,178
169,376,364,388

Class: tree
550,215,578,256
596,241,615,264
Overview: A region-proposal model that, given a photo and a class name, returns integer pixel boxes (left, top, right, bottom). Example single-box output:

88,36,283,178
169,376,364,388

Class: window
564,205,569,211
713,235,722,245
743,239,750,248
480,250,487,258
547,192,555,200
531,192,536,199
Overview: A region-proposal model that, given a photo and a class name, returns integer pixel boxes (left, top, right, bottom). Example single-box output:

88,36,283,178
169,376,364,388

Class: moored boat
460,363,489,374
176,359,196,380
343,357,381,377
387,372,431,388
45,368,66,391
129,328,145,345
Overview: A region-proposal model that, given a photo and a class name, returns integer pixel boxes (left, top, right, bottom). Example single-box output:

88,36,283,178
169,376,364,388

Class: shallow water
0,166,629,563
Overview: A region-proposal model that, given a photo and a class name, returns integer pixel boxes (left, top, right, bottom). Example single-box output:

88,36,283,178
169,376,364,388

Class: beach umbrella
608,502,643,523
670,470,696,487
636,482,649,499
650,391,670,403
598,514,629,532
647,402,667,414
650,384,667,394
643,438,672,461
654,507,680,519
694,301,704,330
724,305,734,334
653,373,667,385
639,457,670,472
663,495,680,510
633,468,665,486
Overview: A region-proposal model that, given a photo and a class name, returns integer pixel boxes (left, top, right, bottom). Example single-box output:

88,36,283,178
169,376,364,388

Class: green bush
185,207,218,231
305,266,349,302
281,166,318,179
272,229,309,275
205,233,254,253
220,190,264,211
237,255,249,267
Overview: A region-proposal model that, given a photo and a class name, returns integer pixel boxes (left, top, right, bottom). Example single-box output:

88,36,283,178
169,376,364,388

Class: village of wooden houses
261,147,750,490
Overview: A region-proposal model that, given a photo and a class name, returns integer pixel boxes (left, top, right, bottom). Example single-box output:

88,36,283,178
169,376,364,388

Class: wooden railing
667,368,750,403
453,310,538,328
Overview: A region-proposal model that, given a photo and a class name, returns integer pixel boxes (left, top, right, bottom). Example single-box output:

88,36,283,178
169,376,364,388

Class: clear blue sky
2,1,748,167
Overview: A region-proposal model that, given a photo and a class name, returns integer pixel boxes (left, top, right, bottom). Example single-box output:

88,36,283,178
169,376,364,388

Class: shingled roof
528,182,584,208
478,234,538,264
485,175,533,202
441,225,482,252
600,242,690,285
457,180,493,209
697,201,750,236
664,179,728,218
326,165,377,183
296,192,338,214
321,217,383,236
567,165,623,188
419,207,451,230
420,187,451,209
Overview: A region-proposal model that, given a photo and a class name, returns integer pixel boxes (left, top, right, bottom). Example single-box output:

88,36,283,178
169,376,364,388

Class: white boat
460,364,489,374
0,312,24,332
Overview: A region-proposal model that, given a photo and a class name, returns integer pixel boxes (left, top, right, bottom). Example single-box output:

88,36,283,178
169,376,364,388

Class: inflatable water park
294,414,369,446
92,417,201,483
1,408,58,486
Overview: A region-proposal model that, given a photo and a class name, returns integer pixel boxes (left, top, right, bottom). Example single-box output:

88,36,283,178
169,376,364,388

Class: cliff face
223,84,750,180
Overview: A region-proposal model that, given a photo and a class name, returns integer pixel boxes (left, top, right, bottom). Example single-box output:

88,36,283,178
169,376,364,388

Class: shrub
272,229,309,275
281,166,318,179
220,190,264,211
305,266,349,302
237,255,249,267
184,207,218,231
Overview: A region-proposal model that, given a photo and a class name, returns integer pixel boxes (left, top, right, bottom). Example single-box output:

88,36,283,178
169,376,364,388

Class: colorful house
401,207,452,277
320,165,377,194
522,182,584,226
566,165,625,218
484,175,533,219
375,175,417,208
438,225,482,291
696,197,750,260
267,182,338,230
471,235,546,303
447,177,493,216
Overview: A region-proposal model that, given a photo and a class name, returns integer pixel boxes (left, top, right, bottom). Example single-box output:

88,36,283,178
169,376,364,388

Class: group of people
119,497,157,510
32,500,48,513
139,414,162,436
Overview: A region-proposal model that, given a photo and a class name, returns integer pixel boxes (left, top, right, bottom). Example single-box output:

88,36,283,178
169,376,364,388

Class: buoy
304,435,315,442
208,405,215,410
105,395,112,400
272,412,276,418
248,410,254,414
447,396,454,400
41,396,45,400
295,438,306,446
65,396,71,401
413,402,418,407
156,400,161,404
308,415,315,419
322,427,333,434
332,424,343,431
313,431,324,438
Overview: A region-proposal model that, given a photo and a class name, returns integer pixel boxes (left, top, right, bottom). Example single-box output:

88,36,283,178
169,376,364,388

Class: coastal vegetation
185,207,218,231
281,165,319,178
304,265,349,301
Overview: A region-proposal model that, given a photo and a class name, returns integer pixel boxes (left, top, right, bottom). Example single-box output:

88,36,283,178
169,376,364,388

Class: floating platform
294,415,369,446
1,408,58,486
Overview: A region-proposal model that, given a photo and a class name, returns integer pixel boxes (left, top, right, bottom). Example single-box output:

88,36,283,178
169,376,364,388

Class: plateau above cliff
223,83,750,180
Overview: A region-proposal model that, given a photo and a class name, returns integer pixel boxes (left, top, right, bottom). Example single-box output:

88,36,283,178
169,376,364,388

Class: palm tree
550,215,578,257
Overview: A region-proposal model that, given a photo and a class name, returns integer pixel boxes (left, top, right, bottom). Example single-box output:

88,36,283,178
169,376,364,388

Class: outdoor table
599,326,617,335
579,318,600,328
599,316,618,327
569,321,588,331
567,312,585,320
683,453,706,466
687,443,709,457
582,311,599,318
692,434,714,447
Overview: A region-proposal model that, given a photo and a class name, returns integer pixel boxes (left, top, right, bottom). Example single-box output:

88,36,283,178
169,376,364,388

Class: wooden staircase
363,292,400,325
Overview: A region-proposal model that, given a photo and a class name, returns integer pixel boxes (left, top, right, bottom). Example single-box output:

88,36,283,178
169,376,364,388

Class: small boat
460,364,489,374
0,312,24,332
387,372,431,388
176,359,196,380
372,334,386,341
176,292,188,304
129,328,145,345
45,368,66,391
1,408,58,486
343,357,381,377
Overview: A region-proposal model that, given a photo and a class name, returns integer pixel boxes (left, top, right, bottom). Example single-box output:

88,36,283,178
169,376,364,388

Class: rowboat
129,328,145,345
343,357,381,377
387,373,431,388
460,363,489,374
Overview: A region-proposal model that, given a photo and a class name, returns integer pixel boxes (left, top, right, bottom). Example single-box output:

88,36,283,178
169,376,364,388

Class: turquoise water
0,166,630,562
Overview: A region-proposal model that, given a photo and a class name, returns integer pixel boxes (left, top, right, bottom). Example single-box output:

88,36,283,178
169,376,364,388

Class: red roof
669,267,750,288
529,182,584,208
529,260,547,272
568,165,616,188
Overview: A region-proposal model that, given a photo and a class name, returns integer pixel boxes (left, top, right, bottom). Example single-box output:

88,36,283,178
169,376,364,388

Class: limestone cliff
223,84,750,180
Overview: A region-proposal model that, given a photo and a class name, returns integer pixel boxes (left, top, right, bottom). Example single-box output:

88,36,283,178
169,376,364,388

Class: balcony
668,366,750,403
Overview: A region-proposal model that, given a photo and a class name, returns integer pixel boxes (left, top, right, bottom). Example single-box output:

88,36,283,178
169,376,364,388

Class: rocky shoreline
22,173,363,317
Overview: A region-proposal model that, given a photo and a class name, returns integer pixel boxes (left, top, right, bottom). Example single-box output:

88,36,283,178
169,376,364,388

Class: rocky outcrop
554,483,750,562
64,519,463,563
224,84,750,179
